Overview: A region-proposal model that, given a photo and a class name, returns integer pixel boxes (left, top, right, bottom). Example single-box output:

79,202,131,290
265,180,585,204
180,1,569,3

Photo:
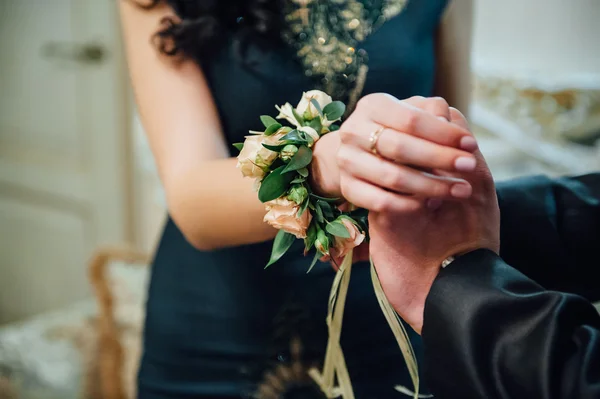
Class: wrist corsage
235,90,368,271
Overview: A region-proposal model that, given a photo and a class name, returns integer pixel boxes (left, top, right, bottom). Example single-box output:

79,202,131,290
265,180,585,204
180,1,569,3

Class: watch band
441,256,456,268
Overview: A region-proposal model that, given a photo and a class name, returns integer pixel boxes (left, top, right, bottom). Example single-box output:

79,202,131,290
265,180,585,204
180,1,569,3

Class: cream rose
298,126,320,145
236,130,285,179
296,90,333,119
263,198,312,239
330,219,365,258
276,103,301,128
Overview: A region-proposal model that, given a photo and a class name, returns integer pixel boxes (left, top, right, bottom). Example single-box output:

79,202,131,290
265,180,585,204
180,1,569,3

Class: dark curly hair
138,0,284,60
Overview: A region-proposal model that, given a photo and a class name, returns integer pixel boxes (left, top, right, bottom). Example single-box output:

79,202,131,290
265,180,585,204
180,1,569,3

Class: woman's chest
202,0,448,148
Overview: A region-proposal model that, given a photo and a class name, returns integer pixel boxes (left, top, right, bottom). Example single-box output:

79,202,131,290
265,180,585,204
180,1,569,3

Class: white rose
263,198,312,239
236,131,285,179
296,90,332,119
276,103,301,128
298,126,320,145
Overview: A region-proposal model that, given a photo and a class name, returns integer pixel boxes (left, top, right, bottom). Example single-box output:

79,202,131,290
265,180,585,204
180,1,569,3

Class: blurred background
0,0,599,398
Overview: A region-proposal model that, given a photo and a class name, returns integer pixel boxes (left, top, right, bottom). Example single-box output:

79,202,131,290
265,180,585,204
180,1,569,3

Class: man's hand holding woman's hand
310,94,501,334
310,94,485,267
311,94,479,207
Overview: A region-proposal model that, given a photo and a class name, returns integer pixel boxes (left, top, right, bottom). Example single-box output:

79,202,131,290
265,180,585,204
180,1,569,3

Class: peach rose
330,219,366,258
264,198,312,239
236,131,286,179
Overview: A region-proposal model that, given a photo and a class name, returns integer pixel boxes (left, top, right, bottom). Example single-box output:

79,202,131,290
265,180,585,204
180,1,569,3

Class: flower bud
315,229,330,255
280,144,299,162
296,90,332,120
288,185,308,205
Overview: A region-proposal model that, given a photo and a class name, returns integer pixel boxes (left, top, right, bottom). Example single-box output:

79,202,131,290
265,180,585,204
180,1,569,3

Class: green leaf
290,177,306,184
317,200,334,219
298,197,310,217
292,108,305,126
338,214,357,224
339,214,369,240
304,222,317,250
308,117,322,134
323,101,346,121
265,230,296,268
298,168,309,178
306,250,321,273
232,143,244,152
262,143,287,152
264,122,283,136
260,115,278,128
329,124,340,131
325,221,351,238
282,146,313,174
315,203,324,223
281,130,308,143
310,99,324,117
258,166,296,202
310,193,340,203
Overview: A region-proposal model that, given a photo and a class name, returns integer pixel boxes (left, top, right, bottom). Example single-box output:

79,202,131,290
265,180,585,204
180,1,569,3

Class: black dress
137,1,449,397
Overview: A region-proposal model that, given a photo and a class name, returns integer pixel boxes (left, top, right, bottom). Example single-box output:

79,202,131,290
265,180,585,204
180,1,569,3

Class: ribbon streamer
370,259,420,399
309,249,355,398
310,252,420,398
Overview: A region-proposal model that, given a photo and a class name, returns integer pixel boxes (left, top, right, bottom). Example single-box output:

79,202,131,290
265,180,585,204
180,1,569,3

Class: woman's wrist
310,131,343,198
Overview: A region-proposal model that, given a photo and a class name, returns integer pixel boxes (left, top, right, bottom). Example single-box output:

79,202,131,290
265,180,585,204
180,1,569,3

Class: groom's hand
368,108,501,334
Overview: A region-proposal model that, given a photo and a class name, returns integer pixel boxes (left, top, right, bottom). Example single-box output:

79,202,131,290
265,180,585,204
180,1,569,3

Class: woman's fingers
340,173,424,213
340,123,477,173
352,94,477,151
337,146,473,199
403,96,451,121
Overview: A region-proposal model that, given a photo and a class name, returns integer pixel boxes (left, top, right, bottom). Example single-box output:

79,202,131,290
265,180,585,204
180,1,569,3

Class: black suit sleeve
422,249,600,399
496,173,600,301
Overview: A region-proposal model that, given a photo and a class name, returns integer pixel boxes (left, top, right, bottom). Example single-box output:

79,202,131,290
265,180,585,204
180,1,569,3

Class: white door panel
0,0,130,324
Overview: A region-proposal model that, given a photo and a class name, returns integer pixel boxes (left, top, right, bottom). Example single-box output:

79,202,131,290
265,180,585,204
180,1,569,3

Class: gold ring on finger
369,126,385,156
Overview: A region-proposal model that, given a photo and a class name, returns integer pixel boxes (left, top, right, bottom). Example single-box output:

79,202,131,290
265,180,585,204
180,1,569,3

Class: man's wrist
380,261,441,334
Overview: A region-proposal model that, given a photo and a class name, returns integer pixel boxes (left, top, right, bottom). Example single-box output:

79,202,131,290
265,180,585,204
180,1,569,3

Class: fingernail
460,136,478,152
426,198,443,210
454,156,477,172
450,183,472,198
437,116,449,121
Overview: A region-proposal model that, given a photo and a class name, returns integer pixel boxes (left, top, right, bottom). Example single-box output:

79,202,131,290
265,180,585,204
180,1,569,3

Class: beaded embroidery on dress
283,0,409,111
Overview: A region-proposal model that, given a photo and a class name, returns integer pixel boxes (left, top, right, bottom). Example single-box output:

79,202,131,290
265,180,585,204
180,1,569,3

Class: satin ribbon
309,251,420,399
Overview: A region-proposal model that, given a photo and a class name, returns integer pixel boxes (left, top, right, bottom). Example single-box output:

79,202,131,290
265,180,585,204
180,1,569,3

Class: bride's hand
336,94,479,212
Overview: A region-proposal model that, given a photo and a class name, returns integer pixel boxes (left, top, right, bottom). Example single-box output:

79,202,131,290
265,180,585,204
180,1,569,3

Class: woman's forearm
166,157,277,250
165,132,343,251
